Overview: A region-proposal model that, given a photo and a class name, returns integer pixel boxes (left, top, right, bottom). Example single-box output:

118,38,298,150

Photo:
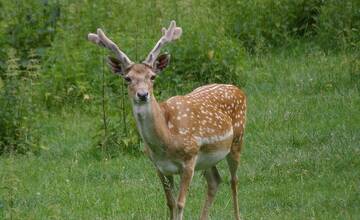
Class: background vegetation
0,0,359,219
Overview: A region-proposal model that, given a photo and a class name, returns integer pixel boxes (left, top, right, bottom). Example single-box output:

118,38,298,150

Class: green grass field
1,47,359,219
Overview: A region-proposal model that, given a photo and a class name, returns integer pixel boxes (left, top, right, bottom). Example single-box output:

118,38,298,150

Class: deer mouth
134,95,150,104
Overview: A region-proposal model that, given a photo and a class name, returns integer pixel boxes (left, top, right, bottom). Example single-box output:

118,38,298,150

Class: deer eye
150,75,156,81
124,76,131,83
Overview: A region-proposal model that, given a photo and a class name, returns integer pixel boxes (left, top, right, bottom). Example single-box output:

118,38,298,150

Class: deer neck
132,96,170,154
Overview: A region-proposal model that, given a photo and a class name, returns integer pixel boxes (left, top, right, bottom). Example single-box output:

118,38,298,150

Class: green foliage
153,1,246,92
90,119,141,160
0,49,40,155
317,0,360,50
343,51,360,88
0,0,60,69
225,0,323,52
91,87,141,159
225,0,359,51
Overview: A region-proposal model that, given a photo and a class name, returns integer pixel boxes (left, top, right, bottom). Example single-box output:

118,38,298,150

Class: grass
1,46,359,219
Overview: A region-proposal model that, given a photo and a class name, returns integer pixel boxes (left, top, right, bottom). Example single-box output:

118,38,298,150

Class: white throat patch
132,102,163,148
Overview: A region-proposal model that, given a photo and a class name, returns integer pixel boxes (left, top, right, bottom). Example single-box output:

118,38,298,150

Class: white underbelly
195,150,230,170
154,150,230,175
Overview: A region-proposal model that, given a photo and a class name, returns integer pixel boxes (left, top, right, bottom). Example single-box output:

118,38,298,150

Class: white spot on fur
179,128,189,135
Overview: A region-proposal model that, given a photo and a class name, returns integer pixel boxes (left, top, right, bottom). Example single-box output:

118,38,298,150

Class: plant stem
101,49,107,136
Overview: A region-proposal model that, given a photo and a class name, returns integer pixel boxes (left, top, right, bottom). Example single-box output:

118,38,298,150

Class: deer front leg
176,157,196,220
156,170,177,220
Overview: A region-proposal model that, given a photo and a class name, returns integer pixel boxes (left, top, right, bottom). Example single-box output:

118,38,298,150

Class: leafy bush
0,49,40,155
316,0,360,50
224,0,325,52
0,0,60,68
224,0,359,51
90,118,141,159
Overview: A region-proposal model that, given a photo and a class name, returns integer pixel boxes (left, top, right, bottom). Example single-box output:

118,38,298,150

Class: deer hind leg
156,170,177,220
227,139,243,220
200,166,222,220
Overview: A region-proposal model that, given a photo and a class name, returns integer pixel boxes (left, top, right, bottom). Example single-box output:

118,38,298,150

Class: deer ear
153,53,170,73
107,56,124,75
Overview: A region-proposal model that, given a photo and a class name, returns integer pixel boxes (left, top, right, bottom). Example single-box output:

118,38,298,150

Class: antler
88,29,133,69
143,20,182,67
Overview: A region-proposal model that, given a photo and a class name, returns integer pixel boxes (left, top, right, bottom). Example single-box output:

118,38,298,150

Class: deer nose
137,92,149,101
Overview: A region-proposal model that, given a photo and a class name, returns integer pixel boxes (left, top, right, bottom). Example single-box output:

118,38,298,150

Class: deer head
88,20,182,104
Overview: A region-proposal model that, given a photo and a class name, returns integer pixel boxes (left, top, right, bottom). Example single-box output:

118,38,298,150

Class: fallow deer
88,20,246,220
